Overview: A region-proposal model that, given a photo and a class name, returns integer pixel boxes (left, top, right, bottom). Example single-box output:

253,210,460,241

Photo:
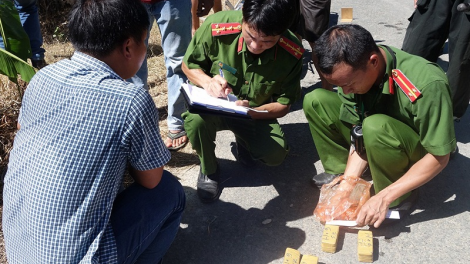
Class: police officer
402,0,470,119
303,24,456,228
182,0,303,203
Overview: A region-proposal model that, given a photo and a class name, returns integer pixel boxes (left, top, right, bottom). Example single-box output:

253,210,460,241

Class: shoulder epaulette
278,37,304,60
211,23,242,36
391,69,422,102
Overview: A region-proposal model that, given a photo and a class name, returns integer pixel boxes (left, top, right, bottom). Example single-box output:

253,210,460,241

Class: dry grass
0,1,243,261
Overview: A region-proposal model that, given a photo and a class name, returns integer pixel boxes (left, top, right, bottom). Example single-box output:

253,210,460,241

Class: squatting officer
303,24,456,228
182,0,303,203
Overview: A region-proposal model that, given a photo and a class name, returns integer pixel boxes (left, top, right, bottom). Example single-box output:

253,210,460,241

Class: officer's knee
302,89,321,111
259,145,288,166
183,112,206,132
362,114,389,147
303,89,337,115
363,115,388,134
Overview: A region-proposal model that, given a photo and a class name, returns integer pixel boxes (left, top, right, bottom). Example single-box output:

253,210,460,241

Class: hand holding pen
218,68,231,101
203,69,232,99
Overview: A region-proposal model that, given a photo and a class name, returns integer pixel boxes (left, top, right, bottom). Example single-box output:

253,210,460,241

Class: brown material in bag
314,176,372,222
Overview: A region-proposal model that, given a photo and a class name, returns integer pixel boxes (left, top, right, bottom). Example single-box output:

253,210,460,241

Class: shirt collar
379,45,395,95
71,51,122,80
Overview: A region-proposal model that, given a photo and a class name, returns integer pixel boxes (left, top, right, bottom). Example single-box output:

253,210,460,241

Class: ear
369,53,379,68
121,37,133,60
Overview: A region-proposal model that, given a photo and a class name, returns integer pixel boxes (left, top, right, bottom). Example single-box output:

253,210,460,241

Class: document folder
180,83,252,119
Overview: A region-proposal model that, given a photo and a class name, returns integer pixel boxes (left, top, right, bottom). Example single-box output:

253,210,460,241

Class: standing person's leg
213,0,222,12
14,0,46,68
157,0,192,150
300,0,332,90
447,1,470,118
129,3,154,90
110,171,186,264
402,0,453,62
362,114,426,207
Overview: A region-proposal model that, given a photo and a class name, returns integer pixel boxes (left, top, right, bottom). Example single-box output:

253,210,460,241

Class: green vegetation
0,0,36,85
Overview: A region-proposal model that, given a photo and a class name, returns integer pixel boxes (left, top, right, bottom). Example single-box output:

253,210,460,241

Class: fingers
373,214,386,228
356,200,388,227
235,100,249,107
206,75,231,98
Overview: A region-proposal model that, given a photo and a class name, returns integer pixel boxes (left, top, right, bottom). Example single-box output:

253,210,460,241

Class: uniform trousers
402,0,470,118
303,89,425,206
182,112,289,175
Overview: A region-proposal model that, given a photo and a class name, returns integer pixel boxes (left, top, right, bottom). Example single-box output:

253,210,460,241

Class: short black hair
242,0,295,36
314,24,380,74
68,0,150,58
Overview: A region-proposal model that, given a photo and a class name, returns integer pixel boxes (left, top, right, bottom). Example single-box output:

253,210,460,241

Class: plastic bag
314,175,372,222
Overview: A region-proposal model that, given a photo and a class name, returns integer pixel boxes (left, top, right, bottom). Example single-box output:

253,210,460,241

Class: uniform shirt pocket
252,81,281,105
210,63,239,88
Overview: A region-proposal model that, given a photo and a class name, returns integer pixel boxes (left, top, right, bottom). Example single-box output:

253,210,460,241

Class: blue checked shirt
3,52,171,263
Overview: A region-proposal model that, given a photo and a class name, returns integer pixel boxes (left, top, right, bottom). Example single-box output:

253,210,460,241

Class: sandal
166,130,188,151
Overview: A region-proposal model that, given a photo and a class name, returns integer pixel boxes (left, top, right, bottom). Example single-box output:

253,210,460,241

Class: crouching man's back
3,0,185,263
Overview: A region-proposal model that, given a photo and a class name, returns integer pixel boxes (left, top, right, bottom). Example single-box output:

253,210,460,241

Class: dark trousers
402,0,470,118
109,171,185,264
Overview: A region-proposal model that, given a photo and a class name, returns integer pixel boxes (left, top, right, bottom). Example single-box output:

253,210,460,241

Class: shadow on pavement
165,185,313,264
164,120,323,263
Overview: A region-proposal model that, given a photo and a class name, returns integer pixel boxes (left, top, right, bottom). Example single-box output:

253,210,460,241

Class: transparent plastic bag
314,175,372,222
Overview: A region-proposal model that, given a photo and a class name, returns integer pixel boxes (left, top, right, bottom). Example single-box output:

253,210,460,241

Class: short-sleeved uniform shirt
3,52,171,263
184,10,303,107
338,46,456,156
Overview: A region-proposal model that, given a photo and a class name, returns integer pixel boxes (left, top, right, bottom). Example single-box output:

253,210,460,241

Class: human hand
355,194,390,228
205,75,233,98
235,100,249,107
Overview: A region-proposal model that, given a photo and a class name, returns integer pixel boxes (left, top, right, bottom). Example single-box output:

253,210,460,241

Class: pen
219,68,229,101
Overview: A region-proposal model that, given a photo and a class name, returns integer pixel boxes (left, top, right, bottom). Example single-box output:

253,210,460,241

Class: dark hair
313,24,380,74
242,0,295,36
68,0,150,58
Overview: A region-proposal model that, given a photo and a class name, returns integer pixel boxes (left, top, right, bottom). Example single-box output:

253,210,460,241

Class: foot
231,141,256,167
450,145,459,160
165,130,188,151
197,167,221,203
311,172,342,188
31,59,47,69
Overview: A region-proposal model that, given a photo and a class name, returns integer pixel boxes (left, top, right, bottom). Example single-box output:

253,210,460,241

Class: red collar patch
238,37,244,53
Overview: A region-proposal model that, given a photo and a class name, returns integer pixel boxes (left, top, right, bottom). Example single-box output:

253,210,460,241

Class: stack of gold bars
357,230,373,262
283,248,318,264
321,225,339,253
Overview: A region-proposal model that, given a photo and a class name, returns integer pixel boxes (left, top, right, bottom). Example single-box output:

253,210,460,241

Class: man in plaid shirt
2,0,185,263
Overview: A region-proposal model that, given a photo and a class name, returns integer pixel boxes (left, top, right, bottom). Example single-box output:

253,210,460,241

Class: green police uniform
183,10,303,175
303,46,456,207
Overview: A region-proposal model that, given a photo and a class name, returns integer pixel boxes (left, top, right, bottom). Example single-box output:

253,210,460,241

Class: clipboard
181,83,254,119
